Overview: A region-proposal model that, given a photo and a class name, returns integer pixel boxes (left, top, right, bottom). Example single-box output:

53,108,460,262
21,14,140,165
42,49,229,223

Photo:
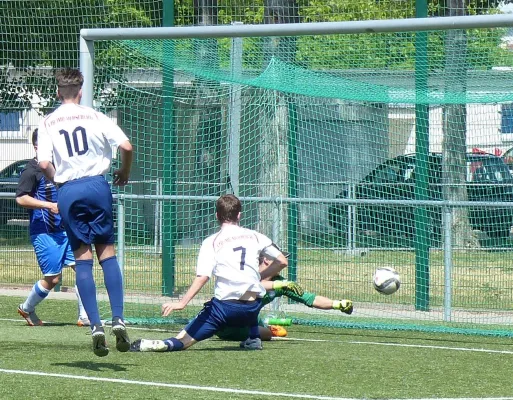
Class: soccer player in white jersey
37,68,133,357
130,194,289,352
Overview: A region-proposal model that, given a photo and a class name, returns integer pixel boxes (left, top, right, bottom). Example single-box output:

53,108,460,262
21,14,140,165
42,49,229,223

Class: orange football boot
269,325,288,337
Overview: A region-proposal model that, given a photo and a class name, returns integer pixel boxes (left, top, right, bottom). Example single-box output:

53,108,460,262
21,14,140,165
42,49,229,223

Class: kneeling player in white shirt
130,194,289,352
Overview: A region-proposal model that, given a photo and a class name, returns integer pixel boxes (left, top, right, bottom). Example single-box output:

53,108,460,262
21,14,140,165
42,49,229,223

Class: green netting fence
3,1,513,337
81,23,513,336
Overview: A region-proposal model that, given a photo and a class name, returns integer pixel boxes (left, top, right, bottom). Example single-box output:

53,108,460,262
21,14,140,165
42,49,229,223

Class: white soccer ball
373,267,400,295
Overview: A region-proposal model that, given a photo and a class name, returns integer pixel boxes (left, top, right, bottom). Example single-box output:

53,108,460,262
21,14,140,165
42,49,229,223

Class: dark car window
428,160,442,183
0,160,29,179
368,162,404,184
403,163,415,182
392,156,512,184
468,158,513,183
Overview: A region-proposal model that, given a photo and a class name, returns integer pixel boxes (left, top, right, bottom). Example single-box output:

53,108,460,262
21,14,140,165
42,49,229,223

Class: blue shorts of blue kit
57,176,115,251
184,297,262,342
31,231,75,276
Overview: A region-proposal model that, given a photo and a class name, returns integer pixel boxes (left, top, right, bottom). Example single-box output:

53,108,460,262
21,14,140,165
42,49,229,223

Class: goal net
91,20,513,336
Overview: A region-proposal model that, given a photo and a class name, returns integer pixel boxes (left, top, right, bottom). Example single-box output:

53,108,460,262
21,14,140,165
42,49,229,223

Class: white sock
75,285,88,320
23,281,50,312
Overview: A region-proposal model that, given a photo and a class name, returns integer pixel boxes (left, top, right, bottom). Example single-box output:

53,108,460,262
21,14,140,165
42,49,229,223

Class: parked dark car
328,153,513,240
502,146,513,175
0,159,31,225
0,159,117,227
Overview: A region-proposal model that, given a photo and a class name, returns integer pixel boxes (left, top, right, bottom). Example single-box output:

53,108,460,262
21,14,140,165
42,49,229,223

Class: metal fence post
443,205,453,321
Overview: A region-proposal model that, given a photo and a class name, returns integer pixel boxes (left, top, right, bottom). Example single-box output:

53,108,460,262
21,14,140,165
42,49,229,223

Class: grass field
2,294,513,399
5,243,513,336
4,245,513,305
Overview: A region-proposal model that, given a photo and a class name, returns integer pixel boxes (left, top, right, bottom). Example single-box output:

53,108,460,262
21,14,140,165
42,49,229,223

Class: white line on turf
0,368,354,400
2,317,513,355
272,337,513,355
0,369,512,400
0,318,27,323
349,340,513,355
0,318,176,332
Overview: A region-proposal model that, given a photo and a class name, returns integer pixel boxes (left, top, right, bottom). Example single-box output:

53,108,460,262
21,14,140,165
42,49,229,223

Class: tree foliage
0,0,156,68
2,0,513,113
0,0,158,113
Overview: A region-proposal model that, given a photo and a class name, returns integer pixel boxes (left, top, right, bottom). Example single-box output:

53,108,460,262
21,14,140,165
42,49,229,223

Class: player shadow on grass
190,345,257,351
192,341,303,351
51,361,134,372
39,322,80,327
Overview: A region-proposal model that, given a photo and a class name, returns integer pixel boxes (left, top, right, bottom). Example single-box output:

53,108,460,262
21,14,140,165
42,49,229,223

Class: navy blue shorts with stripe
57,176,115,251
185,297,262,342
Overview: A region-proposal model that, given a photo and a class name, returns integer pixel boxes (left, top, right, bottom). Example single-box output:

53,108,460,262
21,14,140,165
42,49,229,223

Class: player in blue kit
16,128,89,327
37,68,134,357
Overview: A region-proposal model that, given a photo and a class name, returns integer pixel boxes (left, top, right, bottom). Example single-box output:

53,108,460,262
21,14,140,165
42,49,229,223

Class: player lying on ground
217,254,353,343
130,194,296,353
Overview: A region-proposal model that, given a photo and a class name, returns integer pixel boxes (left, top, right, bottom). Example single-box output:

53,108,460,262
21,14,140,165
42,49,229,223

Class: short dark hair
32,128,38,147
216,194,241,224
55,68,83,100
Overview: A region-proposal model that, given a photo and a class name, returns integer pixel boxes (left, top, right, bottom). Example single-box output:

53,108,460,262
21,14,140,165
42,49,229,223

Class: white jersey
37,103,129,184
196,224,275,301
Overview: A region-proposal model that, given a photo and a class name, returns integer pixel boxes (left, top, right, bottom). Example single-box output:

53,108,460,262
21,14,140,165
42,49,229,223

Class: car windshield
468,158,513,183
0,161,28,179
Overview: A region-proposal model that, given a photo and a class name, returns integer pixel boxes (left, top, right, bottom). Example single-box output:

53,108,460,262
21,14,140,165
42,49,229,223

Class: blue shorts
57,176,114,251
31,231,75,276
184,297,262,342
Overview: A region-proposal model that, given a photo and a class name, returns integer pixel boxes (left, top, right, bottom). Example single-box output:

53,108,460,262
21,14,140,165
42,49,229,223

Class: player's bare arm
16,195,59,214
260,253,288,281
161,275,209,316
113,140,133,186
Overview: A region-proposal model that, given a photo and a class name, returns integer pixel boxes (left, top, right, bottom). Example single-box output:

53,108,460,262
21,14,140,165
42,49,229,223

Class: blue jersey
15,158,66,236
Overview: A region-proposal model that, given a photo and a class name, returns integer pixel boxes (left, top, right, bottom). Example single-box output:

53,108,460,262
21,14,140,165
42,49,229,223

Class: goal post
81,14,513,336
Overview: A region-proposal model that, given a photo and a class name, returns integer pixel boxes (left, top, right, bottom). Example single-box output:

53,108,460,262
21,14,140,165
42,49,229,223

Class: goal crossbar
81,14,513,40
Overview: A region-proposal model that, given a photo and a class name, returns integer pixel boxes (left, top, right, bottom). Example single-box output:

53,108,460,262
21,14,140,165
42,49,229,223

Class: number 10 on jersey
60,127,88,157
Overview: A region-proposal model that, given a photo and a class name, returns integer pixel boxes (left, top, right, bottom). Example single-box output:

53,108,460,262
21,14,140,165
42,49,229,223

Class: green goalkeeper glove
272,280,304,296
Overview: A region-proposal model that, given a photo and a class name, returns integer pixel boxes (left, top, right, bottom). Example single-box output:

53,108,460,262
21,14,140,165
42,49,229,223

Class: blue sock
75,259,101,325
99,256,124,320
163,338,185,352
249,325,260,339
